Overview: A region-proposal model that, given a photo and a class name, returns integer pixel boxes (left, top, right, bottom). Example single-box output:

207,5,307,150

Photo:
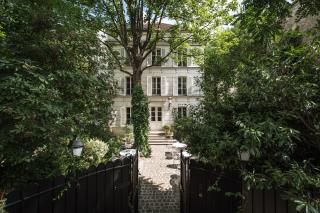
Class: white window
177,107,187,118
152,48,162,66
152,77,161,95
178,49,188,67
178,76,187,96
151,107,162,121
126,77,132,95
126,107,132,124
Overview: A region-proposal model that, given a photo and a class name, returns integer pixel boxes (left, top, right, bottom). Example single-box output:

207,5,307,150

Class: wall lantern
72,138,84,157
168,97,173,109
239,151,250,162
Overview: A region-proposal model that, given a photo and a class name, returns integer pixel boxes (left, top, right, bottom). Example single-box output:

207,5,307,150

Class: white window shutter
120,107,126,127
187,48,193,67
187,76,193,96
172,77,178,96
120,47,125,57
193,77,201,95
146,52,152,66
161,76,167,96
120,77,125,96
165,47,172,67
172,53,178,67
115,110,120,127
161,48,166,67
147,76,152,96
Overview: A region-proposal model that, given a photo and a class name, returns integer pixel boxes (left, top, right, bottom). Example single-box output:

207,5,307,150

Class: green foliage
124,124,134,143
81,139,109,167
131,84,151,157
175,2,320,211
0,0,116,189
105,137,122,159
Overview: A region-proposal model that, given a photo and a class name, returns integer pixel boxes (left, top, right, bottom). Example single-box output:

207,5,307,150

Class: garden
0,0,319,212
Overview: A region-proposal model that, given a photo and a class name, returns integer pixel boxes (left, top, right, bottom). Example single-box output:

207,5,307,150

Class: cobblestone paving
139,145,180,213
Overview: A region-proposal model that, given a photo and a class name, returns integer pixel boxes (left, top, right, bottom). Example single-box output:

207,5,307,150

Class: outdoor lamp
168,97,172,109
72,138,84,157
239,151,250,162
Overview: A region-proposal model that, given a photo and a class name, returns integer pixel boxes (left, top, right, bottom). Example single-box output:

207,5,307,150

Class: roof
143,23,174,31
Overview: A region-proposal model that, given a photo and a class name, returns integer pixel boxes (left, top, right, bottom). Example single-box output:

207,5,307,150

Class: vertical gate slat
5,189,22,213
77,170,88,213
253,189,263,213
104,161,114,212
123,157,131,213
96,164,106,213
265,189,276,213
22,183,38,213
133,153,139,213
87,166,97,213
65,175,76,213
276,191,288,213
113,159,122,213
38,178,53,213
53,175,66,213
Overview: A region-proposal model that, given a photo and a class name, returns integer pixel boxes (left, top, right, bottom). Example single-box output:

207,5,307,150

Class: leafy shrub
81,139,109,167
0,0,116,190
175,24,320,211
163,125,171,135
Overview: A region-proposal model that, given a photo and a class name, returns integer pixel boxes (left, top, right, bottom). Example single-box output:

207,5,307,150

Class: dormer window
152,48,162,66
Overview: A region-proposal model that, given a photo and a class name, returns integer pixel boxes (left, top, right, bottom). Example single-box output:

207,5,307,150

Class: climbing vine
131,84,151,157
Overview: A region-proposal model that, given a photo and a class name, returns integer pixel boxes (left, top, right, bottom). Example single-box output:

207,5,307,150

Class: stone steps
148,131,176,145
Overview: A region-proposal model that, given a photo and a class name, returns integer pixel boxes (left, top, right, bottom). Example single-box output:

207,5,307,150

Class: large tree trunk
131,67,151,156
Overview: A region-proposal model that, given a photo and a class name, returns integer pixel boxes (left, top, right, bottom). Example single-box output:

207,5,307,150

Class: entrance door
150,106,162,131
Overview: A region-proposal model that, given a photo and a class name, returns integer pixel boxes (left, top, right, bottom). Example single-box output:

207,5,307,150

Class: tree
87,0,237,155
0,0,116,191
175,1,320,211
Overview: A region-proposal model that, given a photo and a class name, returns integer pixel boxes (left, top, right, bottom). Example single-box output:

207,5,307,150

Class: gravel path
139,145,180,213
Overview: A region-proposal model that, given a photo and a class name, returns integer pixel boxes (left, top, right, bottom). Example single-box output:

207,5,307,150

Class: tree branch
99,39,133,76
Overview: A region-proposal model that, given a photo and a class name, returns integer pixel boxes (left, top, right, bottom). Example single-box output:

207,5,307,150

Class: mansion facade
111,43,203,132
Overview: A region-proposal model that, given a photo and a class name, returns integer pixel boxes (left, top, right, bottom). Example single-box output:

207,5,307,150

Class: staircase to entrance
148,131,176,145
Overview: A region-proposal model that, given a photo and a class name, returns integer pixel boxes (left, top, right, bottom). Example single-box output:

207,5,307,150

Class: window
126,77,132,95
152,48,162,66
151,107,156,121
177,107,187,118
126,107,132,124
178,76,187,95
151,107,162,121
178,49,188,67
157,107,162,121
152,77,161,95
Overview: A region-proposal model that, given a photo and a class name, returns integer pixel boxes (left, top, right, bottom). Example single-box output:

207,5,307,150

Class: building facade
111,41,202,133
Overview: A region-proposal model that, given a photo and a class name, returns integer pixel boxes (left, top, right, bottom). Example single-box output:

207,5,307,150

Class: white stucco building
109,28,203,134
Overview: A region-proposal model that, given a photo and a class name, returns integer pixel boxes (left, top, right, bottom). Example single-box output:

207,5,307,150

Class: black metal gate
180,154,299,213
5,153,139,213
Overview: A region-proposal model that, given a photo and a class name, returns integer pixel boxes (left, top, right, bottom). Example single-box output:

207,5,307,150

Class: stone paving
139,145,180,213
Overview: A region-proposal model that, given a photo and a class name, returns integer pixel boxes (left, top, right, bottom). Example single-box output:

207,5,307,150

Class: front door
150,106,163,131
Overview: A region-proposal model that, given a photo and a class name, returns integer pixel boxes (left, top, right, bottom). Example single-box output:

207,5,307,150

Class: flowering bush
81,139,109,167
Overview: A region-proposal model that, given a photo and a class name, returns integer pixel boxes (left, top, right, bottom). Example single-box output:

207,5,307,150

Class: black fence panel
181,155,299,213
5,152,139,213
96,164,106,213
104,161,115,212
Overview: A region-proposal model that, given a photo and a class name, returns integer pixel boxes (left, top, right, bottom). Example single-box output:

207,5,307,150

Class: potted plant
163,125,173,138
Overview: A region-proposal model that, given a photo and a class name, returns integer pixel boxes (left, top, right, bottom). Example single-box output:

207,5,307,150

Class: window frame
178,49,188,67
177,106,187,118
126,76,132,96
151,107,162,121
126,107,132,124
178,76,187,96
152,77,161,96
152,48,162,66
